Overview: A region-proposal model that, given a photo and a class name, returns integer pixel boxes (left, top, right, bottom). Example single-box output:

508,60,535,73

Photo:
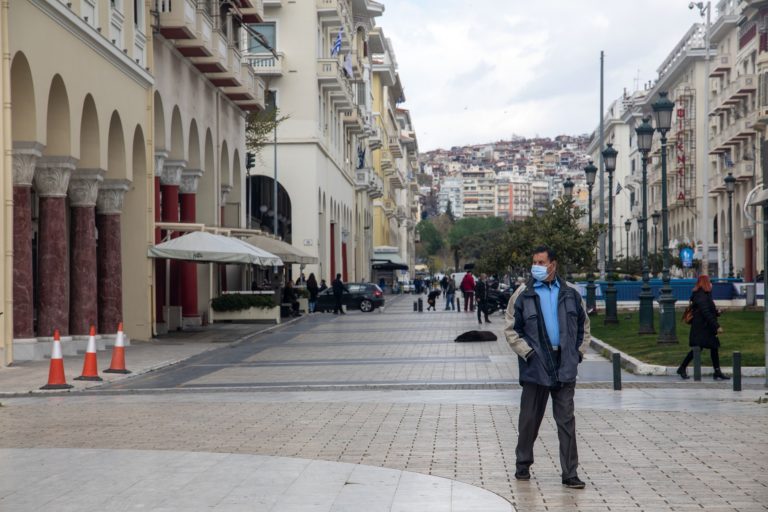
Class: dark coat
688,289,720,349
475,279,488,302
504,276,590,387
307,281,319,301
332,278,348,296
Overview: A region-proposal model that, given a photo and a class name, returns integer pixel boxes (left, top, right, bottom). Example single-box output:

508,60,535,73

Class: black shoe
713,369,731,380
514,468,530,481
676,367,690,380
562,476,585,489
485,318,491,323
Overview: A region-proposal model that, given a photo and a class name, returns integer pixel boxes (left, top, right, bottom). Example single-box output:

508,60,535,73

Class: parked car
316,283,385,312
399,280,415,293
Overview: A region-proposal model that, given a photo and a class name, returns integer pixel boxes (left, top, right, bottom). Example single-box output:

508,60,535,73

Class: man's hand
717,326,724,335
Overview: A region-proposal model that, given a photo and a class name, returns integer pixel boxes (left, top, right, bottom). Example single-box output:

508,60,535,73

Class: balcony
316,0,353,46
709,55,730,77
396,206,407,221
732,160,755,182
263,0,282,6
369,173,384,199
228,70,266,111
191,30,228,73
342,106,365,134
172,4,214,57
317,58,354,108
248,52,283,76
355,167,372,191
240,0,265,23
207,45,245,87
388,135,403,158
382,198,395,218
156,0,197,40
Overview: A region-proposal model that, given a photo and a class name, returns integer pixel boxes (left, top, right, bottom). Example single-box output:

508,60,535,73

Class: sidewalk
0,320,300,396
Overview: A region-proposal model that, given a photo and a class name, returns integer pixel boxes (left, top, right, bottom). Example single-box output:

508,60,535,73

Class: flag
615,181,623,195
357,146,366,169
723,152,734,168
331,27,342,57
343,53,353,77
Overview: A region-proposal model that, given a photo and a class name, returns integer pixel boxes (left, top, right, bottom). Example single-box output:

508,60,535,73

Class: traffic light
245,151,255,170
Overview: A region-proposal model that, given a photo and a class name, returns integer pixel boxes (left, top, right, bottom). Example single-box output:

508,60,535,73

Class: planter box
211,306,280,324
298,298,309,313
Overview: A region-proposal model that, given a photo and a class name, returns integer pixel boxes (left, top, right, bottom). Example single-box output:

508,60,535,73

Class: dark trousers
463,291,474,311
680,347,720,369
516,381,579,479
333,295,344,313
476,300,490,322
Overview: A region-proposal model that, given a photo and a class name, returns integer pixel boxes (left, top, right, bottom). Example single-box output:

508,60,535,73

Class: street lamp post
602,142,619,324
584,161,598,314
625,218,632,273
725,172,736,278
563,177,575,281
636,117,656,334
653,91,678,344
652,210,660,275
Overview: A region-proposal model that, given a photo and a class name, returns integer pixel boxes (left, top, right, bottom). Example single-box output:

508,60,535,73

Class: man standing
475,273,491,324
445,276,456,311
504,245,589,489
460,271,475,312
332,273,348,314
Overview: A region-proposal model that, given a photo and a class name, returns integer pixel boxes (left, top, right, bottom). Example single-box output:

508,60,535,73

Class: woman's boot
676,365,690,380
713,368,730,380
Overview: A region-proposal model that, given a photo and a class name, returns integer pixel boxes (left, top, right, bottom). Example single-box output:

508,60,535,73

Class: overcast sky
379,0,703,151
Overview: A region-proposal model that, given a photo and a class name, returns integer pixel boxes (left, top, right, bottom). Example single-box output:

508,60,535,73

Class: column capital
97,179,131,214
12,141,44,186
154,150,169,178
221,184,233,203
34,156,77,197
180,168,204,194
68,168,105,207
161,159,186,186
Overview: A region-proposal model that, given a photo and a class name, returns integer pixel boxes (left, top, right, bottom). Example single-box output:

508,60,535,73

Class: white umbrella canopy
148,231,283,267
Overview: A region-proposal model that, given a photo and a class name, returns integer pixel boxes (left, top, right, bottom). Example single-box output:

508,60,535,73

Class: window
249,23,276,53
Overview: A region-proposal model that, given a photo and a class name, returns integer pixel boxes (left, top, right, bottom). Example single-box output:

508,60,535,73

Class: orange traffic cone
40,329,73,390
104,322,131,374
75,325,102,381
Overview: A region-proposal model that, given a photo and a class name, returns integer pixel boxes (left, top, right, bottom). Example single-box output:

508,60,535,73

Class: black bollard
413,301,417,312
612,352,622,391
733,351,742,392
417,298,423,312
456,297,460,312
693,346,702,381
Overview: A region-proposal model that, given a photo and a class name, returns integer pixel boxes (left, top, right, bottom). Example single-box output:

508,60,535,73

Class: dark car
316,283,385,312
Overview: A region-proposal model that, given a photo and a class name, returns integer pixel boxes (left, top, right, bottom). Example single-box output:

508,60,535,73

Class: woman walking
677,275,730,380
307,273,319,313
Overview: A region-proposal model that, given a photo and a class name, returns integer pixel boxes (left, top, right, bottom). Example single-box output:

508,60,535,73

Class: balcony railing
317,58,354,108
156,0,197,39
388,135,403,158
248,52,283,76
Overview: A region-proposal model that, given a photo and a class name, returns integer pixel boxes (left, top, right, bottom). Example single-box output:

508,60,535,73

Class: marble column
154,151,167,326
68,169,104,335
12,142,43,339
162,160,185,310
96,180,130,335
220,185,232,293
180,169,203,325
34,157,76,337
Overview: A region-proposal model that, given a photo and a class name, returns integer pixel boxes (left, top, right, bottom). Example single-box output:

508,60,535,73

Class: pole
639,154,655,333
586,184,597,314
701,2,711,276
605,169,618,324
599,51,606,279
728,189,734,278
763,138,768,388
654,225,658,274
626,227,629,272
273,120,278,236
658,127,679,343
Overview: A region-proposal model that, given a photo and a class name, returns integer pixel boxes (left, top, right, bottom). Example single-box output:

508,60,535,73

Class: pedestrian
427,289,441,311
319,279,328,293
282,281,301,317
440,275,449,293
504,245,589,489
475,273,491,324
460,271,475,312
379,277,386,293
306,273,319,313
676,275,729,380
332,273,348,314
445,275,456,310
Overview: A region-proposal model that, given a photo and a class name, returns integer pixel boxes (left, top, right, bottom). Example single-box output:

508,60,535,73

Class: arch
45,74,71,155
220,140,230,186
169,106,185,159
154,91,166,151
10,52,36,141
107,111,126,179
79,94,100,168
188,119,201,168
198,128,217,226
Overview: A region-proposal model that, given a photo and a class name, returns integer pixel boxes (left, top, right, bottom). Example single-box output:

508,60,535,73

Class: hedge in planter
211,294,276,312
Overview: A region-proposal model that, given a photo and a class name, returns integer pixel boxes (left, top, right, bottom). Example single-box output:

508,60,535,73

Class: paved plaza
0,296,766,511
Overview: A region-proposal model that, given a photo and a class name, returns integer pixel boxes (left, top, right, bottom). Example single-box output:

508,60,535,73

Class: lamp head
635,116,654,154
724,172,736,193
602,143,618,174
583,160,597,187
651,210,660,226
625,218,632,232
563,177,575,198
652,91,675,133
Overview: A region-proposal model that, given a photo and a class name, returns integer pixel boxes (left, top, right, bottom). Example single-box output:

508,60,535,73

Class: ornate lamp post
725,172,736,278
584,161,598,314
563,177,575,199
625,218,632,272
636,117,655,334
652,210,660,275
602,142,619,324
652,91,678,344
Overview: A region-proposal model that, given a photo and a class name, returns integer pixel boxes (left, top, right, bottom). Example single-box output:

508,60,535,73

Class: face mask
531,264,549,282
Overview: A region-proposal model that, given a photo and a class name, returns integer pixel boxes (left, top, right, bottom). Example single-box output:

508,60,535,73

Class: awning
148,231,283,266
372,247,408,271
244,235,318,265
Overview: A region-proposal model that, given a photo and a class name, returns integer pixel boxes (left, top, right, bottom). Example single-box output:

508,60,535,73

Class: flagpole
599,51,606,279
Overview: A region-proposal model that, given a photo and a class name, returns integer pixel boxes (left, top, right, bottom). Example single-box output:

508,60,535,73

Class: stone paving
0,295,766,511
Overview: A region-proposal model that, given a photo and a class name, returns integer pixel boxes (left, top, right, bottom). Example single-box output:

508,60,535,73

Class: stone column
161,160,185,315
12,142,43,339
220,185,232,292
34,157,76,337
154,151,167,328
96,180,130,335
68,169,104,335
180,168,203,327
